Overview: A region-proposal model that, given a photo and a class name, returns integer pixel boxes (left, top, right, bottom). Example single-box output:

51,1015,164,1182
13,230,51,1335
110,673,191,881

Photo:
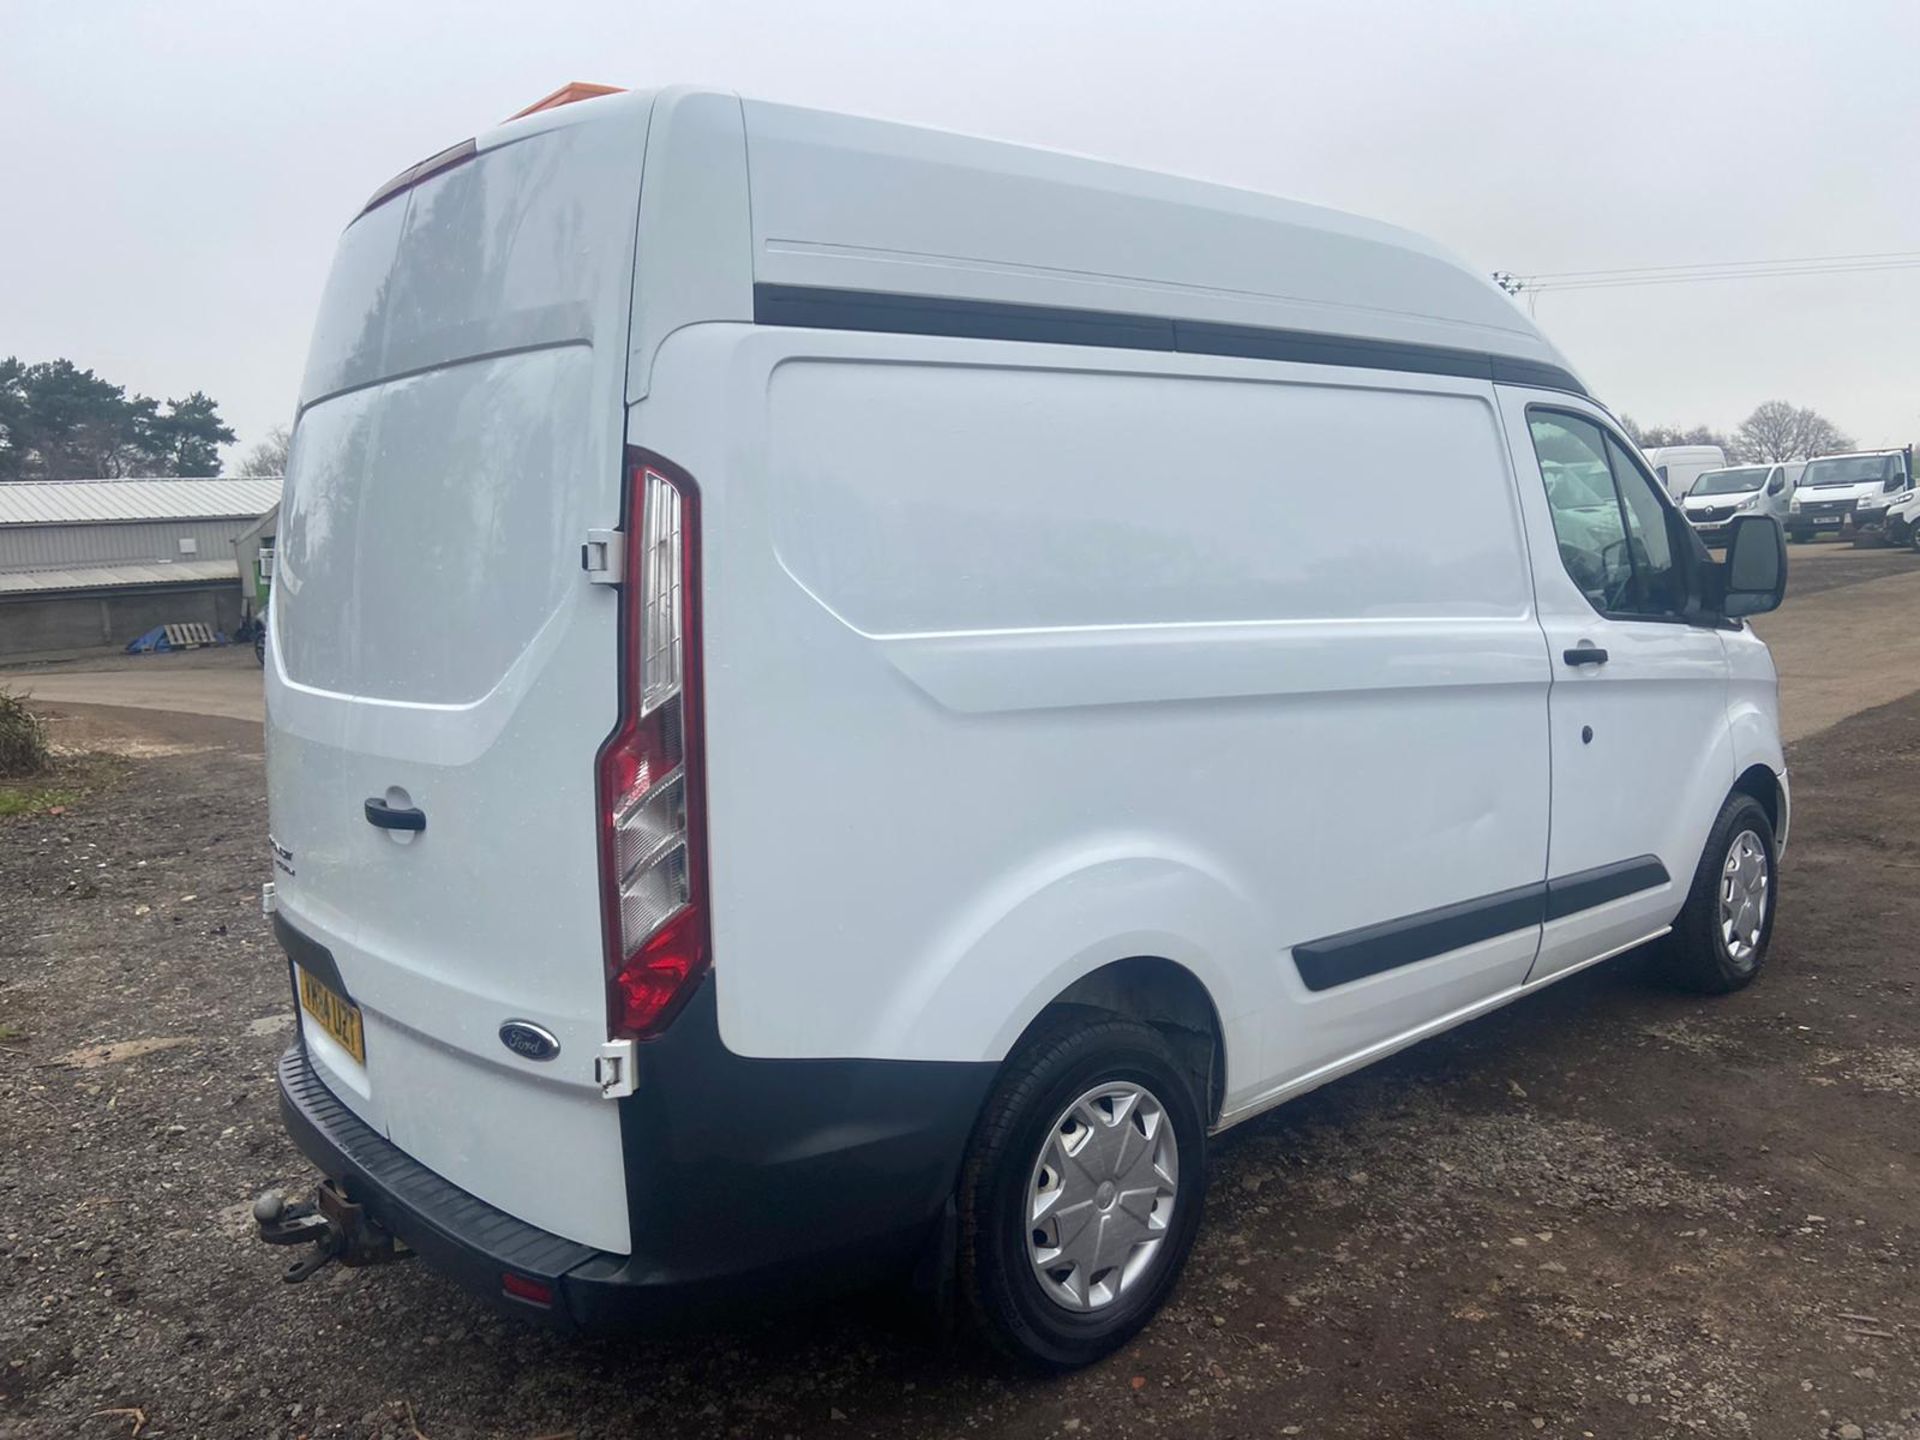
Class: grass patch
0,783,81,818
0,752,124,821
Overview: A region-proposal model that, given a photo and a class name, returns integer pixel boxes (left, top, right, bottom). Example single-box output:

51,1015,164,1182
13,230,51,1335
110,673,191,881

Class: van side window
1527,413,1683,620
1604,435,1682,616
1767,466,1786,496
1528,414,1634,612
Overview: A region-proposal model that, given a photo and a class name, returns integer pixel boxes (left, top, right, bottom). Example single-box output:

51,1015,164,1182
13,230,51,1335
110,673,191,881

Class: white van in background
1788,448,1915,542
1642,445,1729,499
1680,461,1800,544
1881,487,1920,552
253,87,1791,1368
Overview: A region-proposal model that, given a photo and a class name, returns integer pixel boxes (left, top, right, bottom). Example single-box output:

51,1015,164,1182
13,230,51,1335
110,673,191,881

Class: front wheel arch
1731,763,1784,841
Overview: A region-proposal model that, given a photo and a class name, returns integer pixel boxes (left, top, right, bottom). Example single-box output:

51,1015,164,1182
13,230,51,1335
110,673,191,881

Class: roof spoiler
354,82,626,222
357,139,476,221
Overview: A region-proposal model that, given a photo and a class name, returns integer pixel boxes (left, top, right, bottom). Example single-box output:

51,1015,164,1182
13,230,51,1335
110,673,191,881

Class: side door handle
364,798,427,832
1562,644,1609,668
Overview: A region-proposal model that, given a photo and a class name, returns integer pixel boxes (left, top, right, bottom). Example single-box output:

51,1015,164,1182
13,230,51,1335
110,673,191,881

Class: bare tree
1732,401,1852,463
1618,415,1735,453
234,423,290,477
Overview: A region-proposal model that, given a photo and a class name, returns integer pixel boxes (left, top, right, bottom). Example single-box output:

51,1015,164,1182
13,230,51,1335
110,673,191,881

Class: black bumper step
276,1047,602,1321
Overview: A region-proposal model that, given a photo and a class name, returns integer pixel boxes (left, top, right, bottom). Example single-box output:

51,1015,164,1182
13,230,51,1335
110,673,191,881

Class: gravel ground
4,626,1920,1438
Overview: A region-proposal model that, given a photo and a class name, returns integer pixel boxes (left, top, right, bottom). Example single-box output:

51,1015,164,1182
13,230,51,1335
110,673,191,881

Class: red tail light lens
501,1271,554,1307
597,456,708,1039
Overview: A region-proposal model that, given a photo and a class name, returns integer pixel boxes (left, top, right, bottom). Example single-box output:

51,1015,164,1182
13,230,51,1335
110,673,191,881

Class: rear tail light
597,456,708,1039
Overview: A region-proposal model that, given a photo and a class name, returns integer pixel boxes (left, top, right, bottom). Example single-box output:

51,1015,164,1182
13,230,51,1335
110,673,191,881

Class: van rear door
267,99,649,1254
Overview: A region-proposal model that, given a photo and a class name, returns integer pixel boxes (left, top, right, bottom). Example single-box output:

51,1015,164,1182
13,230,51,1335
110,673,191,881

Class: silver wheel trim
1025,1080,1179,1313
1719,828,1770,966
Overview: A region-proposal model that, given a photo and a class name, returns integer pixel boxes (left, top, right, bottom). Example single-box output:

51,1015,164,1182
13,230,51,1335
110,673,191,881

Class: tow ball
253,1179,409,1283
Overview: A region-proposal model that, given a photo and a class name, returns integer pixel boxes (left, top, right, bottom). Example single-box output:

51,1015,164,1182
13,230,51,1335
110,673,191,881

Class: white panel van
1680,461,1800,543
1641,444,1729,499
253,88,1792,1367
1790,448,1915,543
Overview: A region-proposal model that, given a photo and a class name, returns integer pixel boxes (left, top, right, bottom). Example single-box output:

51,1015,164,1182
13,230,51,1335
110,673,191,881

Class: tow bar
253,1178,410,1283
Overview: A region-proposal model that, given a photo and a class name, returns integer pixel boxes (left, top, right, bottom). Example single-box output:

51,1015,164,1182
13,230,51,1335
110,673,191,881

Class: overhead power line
1493,250,1920,298
1522,248,1920,281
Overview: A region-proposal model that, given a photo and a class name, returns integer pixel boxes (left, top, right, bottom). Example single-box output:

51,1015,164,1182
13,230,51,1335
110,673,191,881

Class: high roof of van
1641,446,1727,460
327,87,1584,410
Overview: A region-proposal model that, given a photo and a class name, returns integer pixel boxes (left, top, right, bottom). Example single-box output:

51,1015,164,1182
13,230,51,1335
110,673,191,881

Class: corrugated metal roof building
0,478,281,571
0,477,281,657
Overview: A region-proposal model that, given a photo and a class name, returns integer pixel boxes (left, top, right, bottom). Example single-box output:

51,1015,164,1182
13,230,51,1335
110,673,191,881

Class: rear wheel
958,1018,1205,1368
1662,793,1777,993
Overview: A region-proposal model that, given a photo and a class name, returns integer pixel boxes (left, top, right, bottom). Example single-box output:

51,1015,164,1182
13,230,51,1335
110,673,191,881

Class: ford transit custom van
254,88,1791,1368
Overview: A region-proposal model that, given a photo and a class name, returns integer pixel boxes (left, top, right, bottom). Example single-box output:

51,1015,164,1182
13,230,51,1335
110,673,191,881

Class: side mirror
1719,515,1788,617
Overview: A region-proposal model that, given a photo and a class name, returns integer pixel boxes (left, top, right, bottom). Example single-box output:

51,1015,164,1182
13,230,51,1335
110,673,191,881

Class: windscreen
1803,455,1897,487
1691,467,1769,496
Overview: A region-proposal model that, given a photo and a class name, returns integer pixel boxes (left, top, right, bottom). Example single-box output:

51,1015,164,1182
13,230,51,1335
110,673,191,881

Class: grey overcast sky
3,0,1916,462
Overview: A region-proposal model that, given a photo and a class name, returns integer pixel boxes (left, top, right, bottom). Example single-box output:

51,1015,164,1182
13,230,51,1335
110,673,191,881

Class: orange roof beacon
506,82,626,122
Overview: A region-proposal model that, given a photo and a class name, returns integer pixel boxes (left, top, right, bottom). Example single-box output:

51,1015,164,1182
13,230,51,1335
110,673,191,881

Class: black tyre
1909,525,1920,555
1786,529,1810,544
254,625,267,667
958,1018,1205,1368
1662,793,1778,993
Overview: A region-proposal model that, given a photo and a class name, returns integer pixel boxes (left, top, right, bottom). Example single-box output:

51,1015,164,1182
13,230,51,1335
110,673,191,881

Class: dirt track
0,650,264,727
3,550,1920,1439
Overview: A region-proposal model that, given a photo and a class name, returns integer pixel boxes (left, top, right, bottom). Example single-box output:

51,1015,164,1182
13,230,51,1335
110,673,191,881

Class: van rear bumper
274,979,998,1331
276,1045,601,1329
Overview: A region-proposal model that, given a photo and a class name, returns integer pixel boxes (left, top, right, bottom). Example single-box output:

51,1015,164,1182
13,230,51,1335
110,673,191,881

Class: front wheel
958,1018,1206,1368
1661,793,1778,993
1786,529,1811,544
1908,524,1920,555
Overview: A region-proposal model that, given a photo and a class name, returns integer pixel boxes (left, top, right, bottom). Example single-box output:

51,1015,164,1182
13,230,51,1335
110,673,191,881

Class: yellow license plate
299,969,366,1065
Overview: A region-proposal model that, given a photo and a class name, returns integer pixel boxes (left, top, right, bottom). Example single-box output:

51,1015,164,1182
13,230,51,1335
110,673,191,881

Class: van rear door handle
1562,644,1609,668
364,798,427,832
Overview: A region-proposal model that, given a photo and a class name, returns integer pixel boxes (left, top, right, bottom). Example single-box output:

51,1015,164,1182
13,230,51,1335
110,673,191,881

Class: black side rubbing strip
752,284,1589,397
273,913,354,1004
753,285,1176,354
1291,855,1672,992
1543,854,1669,921
1291,882,1548,994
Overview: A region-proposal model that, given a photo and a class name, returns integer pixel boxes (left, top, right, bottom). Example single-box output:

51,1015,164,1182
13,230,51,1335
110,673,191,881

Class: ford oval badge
498,1021,561,1062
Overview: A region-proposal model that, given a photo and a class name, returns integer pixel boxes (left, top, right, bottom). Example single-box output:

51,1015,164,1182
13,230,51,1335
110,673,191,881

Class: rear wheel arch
1010,956,1227,1126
